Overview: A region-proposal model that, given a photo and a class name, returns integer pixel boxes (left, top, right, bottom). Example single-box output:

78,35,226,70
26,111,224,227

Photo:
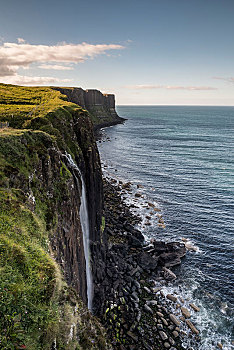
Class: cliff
0,84,110,349
52,87,125,129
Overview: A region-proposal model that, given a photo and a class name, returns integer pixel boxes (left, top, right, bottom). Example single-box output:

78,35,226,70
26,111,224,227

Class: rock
181,307,191,318
169,337,175,345
185,319,199,335
217,343,223,349
162,267,177,280
127,331,138,342
143,286,152,294
136,311,141,322
169,314,180,327
189,303,200,312
122,182,131,189
172,331,179,338
135,192,142,198
159,252,182,267
159,331,168,340
161,317,168,326
153,241,167,253
156,311,164,318
128,235,143,248
144,304,153,314
167,294,177,302
129,266,141,276
132,292,139,303
146,300,157,306
164,342,170,348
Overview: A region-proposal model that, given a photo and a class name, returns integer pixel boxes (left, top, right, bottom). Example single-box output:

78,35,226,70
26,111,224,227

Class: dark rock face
52,87,125,128
10,111,105,307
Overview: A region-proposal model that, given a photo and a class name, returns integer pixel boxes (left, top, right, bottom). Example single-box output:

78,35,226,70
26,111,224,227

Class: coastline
96,116,234,350
98,161,202,350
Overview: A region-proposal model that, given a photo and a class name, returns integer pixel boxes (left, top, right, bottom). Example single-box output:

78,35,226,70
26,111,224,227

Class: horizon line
116,104,234,107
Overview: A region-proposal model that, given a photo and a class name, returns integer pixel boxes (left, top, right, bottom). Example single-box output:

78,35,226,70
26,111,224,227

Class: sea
97,106,234,350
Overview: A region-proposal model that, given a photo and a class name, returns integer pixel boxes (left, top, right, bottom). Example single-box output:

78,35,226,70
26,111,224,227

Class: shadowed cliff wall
52,87,125,128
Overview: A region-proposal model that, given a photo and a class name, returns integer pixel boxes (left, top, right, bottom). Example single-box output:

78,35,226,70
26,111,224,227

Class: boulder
189,303,200,312
181,307,191,319
185,319,199,335
128,235,143,248
162,267,177,280
137,252,158,271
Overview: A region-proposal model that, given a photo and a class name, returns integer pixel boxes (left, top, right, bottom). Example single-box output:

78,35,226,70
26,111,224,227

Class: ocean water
97,106,234,349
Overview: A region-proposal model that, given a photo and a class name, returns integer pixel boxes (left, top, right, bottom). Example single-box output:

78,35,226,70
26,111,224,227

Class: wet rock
159,331,168,340
128,235,143,248
146,300,157,306
135,192,142,198
217,343,223,349
169,337,175,345
143,286,152,294
169,314,180,327
159,252,182,268
137,252,158,271
144,304,153,314
185,319,199,335
172,330,179,338
167,294,177,302
161,318,168,326
162,267,177,280
181,306,191,318
189,303,200,312
164,342,170,348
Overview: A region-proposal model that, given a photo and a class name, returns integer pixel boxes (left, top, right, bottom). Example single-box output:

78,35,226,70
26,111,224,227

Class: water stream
63,153,93,310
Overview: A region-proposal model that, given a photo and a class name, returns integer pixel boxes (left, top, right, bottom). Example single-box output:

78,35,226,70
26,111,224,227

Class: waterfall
63,153,93,310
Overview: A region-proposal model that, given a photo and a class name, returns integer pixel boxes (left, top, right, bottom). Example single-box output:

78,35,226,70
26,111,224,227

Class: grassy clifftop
0,84,82,127
0,84,110,350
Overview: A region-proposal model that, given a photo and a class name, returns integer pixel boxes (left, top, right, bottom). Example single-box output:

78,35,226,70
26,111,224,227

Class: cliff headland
52,86,126,130
0,84,200,350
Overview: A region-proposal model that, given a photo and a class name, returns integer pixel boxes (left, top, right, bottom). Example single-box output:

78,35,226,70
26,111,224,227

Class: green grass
0,83,86,129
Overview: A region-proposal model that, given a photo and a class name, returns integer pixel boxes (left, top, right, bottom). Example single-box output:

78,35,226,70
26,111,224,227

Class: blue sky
0,0,233,105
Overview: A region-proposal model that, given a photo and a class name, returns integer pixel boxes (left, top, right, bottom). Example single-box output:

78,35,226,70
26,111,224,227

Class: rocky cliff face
0,84,110,349
52,87,125,128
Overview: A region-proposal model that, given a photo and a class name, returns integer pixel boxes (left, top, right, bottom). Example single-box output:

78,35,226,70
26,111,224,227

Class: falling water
63,153,93,310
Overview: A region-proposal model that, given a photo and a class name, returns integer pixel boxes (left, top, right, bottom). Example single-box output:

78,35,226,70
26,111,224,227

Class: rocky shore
96,177,201,350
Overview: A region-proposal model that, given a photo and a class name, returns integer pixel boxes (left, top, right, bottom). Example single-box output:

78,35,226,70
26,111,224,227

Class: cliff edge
52,86,126,129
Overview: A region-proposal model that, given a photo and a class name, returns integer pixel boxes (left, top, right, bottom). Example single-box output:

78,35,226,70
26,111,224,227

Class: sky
0,0,234,105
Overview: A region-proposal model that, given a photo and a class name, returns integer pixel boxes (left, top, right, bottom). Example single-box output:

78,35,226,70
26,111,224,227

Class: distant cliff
52,87,125,129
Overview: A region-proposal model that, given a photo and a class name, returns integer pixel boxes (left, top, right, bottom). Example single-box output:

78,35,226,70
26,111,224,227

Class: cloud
166,86,217,90
0,39,124,85
213,77,234,83
125,84,217,91
38,64,74,70
125,84,162,89
17,38,26,44
1,74,72,85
